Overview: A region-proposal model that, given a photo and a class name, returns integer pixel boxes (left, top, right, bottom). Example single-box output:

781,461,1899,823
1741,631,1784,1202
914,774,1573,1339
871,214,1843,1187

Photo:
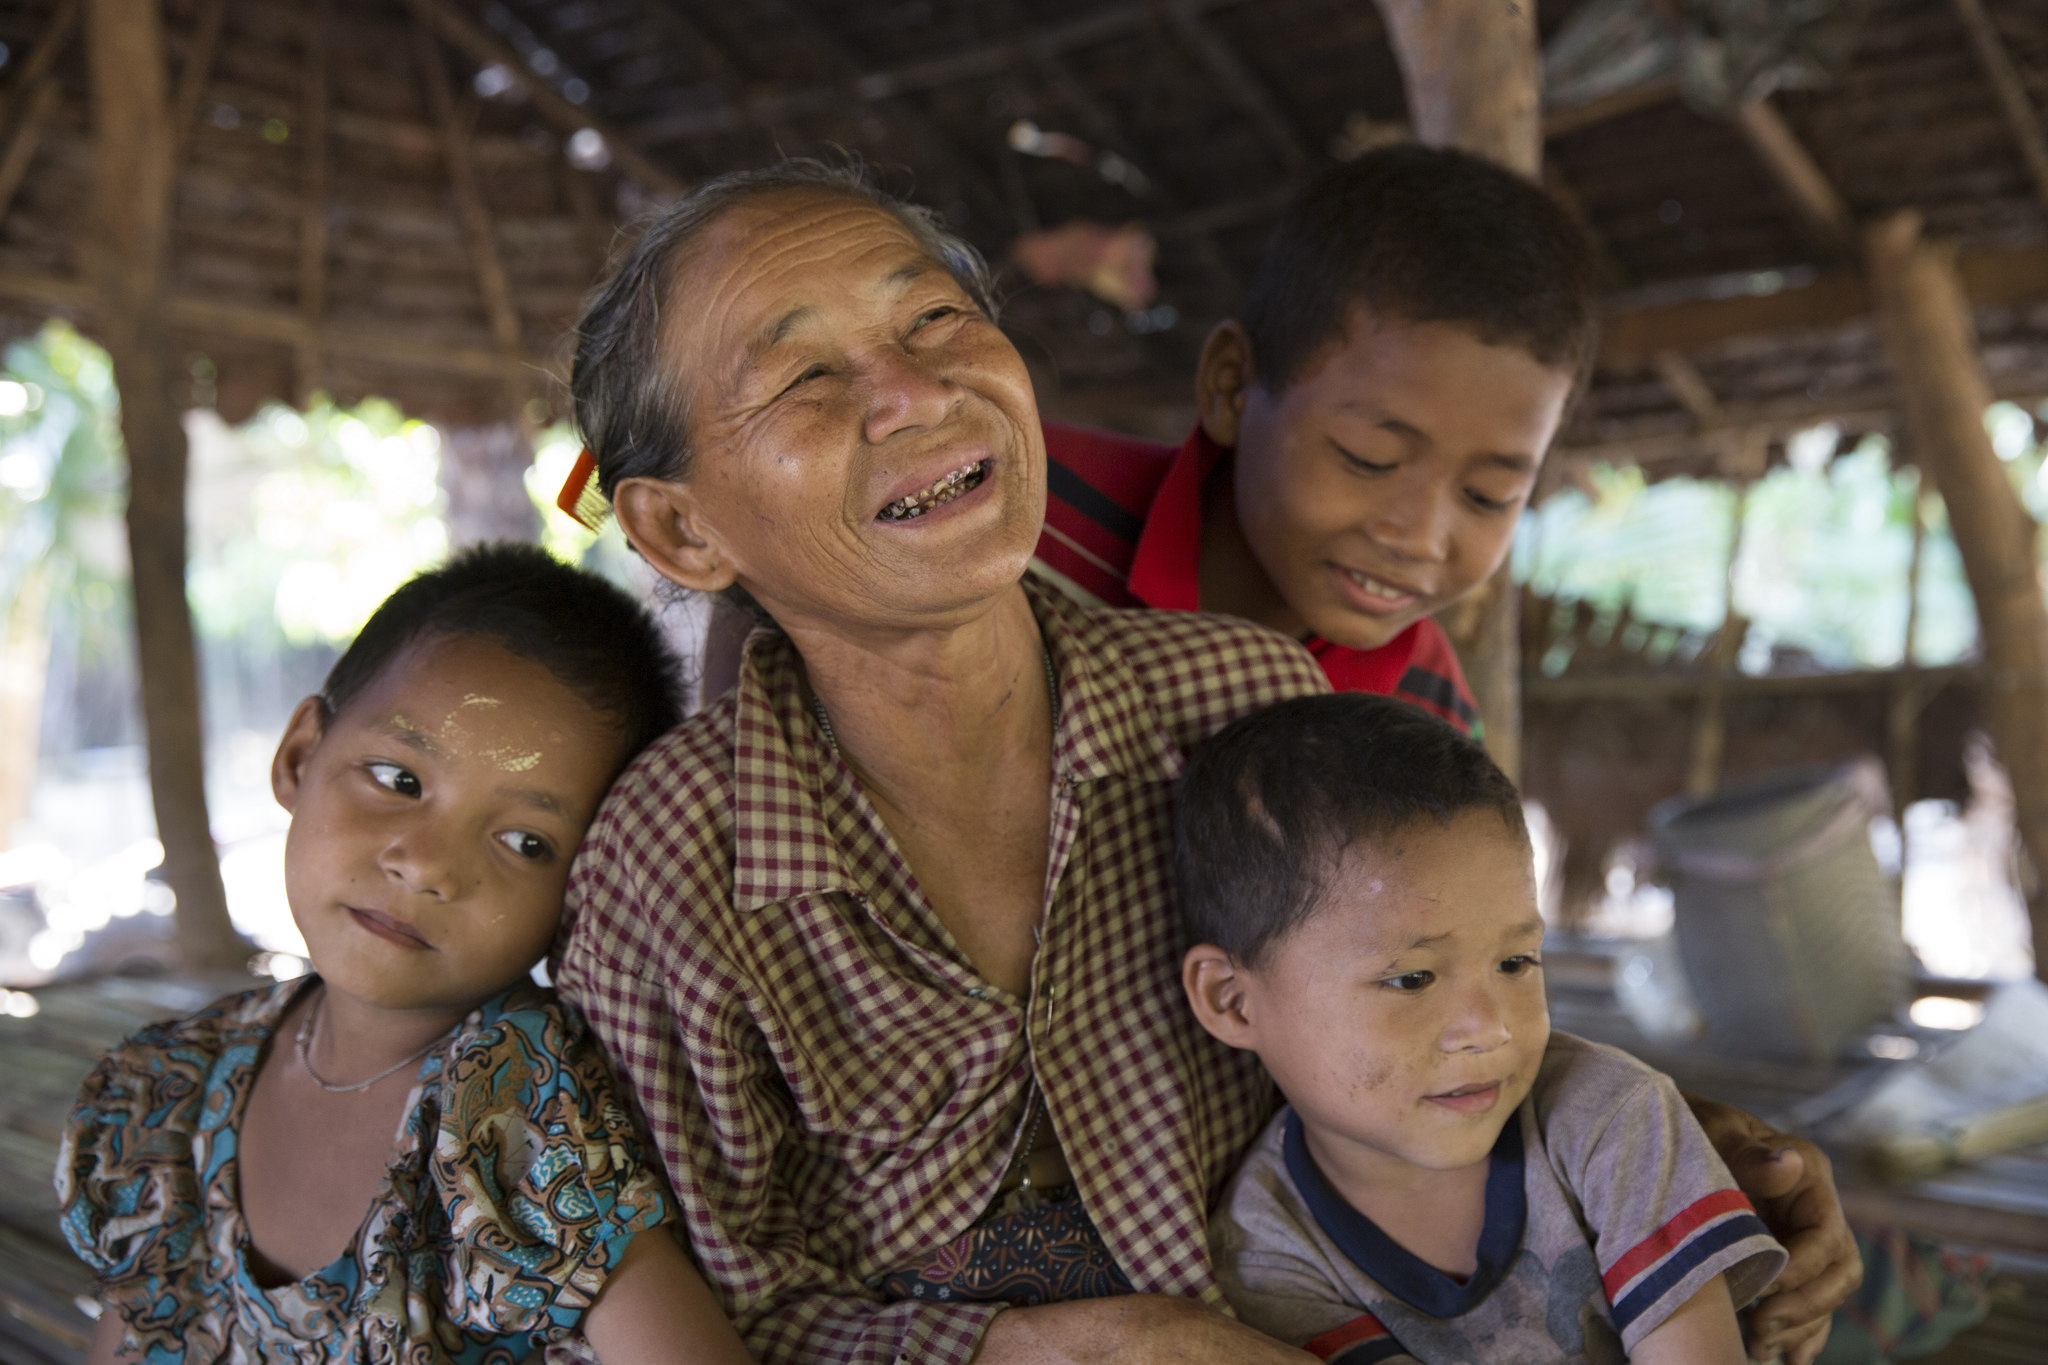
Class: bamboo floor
0,971,2041,1364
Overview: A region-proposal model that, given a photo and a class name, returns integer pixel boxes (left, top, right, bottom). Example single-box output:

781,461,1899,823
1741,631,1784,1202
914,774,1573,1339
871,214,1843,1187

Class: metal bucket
1650,757,1910,1063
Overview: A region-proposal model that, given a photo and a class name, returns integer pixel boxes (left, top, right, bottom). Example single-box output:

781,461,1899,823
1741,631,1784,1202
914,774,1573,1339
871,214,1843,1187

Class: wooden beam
1541,78,1681,140
1543,165,1629,290
1867,209,2048,985
296,0,330,404
630,0,1256,147
398,0,683,196
714,0,1014,232
1653,350,1722,426
0,79,59,225
1950,0,2048,220
1526,663,1975,705
1729,98,1854,252
86,0,243,970
411,15,522,384
1373,0,1541,782
1162,0,1310,170
0,0,81,225
0,267,553,380
1598,239,2048,366
0,0,80,132
167,0,226,166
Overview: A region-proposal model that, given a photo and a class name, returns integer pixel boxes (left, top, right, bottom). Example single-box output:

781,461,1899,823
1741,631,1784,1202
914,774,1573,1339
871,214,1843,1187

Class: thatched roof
0,0,2042,460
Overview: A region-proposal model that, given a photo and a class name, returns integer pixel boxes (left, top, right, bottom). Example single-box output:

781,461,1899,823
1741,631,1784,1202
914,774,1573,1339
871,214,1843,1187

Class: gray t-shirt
1212,1033,1786,1363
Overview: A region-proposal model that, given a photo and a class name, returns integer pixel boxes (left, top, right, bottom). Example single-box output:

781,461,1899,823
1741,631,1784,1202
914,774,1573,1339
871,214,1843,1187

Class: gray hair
570,159,1000,501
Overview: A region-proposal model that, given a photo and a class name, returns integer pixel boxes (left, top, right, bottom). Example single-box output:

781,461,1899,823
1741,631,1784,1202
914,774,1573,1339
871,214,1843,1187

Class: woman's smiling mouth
876,459,989,521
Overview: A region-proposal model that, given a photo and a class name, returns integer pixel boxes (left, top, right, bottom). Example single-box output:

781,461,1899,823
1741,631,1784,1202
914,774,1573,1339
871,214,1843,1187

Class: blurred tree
0,323,129,847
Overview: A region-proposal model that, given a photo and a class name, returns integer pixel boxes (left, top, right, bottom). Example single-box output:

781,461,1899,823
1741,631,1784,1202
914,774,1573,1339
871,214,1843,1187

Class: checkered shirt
554,576,1329,1364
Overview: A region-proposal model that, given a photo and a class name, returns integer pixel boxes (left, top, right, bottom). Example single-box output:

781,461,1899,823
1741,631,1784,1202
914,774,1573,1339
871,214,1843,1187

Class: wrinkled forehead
660,190,951,390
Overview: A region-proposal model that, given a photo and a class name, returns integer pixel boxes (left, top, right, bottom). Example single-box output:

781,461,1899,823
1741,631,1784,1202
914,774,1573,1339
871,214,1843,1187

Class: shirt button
967,987,989,1001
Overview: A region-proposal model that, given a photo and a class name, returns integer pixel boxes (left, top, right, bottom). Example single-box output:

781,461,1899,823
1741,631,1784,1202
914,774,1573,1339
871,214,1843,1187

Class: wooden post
1686,481,1752,798
1886,478,1931,822
1374,0,1539,780
1868,210,2048,982
1372,0,1541,177
86,0,245,969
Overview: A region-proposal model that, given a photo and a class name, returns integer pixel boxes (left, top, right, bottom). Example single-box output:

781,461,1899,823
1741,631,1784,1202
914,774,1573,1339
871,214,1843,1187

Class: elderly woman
554,163,1852,1365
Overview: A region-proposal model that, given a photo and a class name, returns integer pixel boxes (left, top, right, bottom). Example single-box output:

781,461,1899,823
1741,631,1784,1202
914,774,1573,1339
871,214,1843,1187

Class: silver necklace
294,988,448,1094
810,646,1060,753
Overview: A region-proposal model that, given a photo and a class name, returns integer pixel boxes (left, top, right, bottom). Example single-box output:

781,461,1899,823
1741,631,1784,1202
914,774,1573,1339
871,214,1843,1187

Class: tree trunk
1867,209,2048,982
1373,0,1541,781
438,422,540,548
87,0,244,969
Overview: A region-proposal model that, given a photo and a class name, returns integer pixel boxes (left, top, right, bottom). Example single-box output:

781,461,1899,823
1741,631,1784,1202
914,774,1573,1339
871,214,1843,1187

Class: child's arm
1626,1274,1748,1365
579,1227,754,1365
82,1303,129,1365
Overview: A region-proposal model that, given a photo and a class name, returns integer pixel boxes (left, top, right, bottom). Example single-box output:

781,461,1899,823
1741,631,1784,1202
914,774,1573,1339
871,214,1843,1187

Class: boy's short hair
1242,144,1599,392
1173,693,1527,968
321,541,684,756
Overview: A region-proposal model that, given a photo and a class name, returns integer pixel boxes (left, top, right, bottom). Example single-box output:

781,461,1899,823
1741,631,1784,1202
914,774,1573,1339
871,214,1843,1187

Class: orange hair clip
555,448,610,532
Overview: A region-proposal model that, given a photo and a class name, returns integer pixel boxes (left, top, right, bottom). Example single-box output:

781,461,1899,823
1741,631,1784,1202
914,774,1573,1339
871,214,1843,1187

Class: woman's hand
1686,1095,1862,1365
972,1295,1317,1365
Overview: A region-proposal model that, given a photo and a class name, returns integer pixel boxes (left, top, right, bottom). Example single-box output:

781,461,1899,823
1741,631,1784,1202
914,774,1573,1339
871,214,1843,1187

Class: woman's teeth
878,460,988,521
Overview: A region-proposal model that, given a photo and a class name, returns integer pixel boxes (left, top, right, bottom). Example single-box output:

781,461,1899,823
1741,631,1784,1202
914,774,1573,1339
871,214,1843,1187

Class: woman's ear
612,477,739,594
1182,943,1261,1051
272,695,330,814
1195,319,1257,449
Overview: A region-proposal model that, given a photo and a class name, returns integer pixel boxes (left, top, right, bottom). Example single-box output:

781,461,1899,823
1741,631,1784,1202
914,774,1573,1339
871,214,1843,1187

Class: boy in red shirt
1034,144,1591,735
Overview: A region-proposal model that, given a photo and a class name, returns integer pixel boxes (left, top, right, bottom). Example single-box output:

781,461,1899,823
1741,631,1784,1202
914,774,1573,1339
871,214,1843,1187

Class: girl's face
270,634,628,1017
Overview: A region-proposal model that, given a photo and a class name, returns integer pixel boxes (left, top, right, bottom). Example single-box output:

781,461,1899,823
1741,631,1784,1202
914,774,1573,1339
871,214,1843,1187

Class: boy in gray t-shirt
1173,696,1785,1363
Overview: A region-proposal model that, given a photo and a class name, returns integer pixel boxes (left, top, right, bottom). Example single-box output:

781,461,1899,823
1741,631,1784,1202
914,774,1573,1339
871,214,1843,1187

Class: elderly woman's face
655,191,1047,630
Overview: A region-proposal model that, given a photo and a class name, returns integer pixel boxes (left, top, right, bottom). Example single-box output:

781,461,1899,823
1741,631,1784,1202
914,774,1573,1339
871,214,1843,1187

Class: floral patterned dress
55,977,677,1364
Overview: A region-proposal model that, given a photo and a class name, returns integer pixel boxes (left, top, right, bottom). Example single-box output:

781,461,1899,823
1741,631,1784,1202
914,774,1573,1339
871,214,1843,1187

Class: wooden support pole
1950,0,2048,221
1868,210,2048,982
1730,98,1854,254
86,0,244,970
296,0,330,405
1373,0,1539,782
1373,0,1541,177
1686,480,1752,798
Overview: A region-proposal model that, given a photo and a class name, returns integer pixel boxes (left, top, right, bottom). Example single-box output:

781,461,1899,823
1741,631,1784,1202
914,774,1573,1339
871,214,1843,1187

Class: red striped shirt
1034,422,1481,735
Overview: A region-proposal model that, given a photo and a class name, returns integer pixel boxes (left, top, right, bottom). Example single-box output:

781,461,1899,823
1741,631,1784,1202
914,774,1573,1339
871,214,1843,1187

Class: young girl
56,544,753,1365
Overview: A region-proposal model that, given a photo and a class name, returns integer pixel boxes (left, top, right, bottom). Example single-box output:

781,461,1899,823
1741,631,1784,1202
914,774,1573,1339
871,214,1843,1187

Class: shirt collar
727,577,1183,912
1126,424,1226,613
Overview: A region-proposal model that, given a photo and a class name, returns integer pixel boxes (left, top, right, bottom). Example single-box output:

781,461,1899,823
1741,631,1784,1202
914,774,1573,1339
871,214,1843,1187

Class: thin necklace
294,987,449,1094
810,646,1060,753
